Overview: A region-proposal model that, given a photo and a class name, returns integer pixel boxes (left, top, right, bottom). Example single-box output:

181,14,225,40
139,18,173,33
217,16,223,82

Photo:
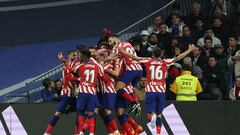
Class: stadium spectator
165,3,185,28
170,64,202,101
147,15,162,34
157,23,173,57
185,2,205,29
139,30,150,57
192,66,210,100
168,14,185,37
228,50,240,77
167,37,179,57
211,17,227,47
197,28,222,48
140,30,150,47
229,76,240,100
192,17,206,41
146,33,164,56
227,35,240,56
203,55,227,100
41,78,60,102
179,25,196,50
166,63,182,100
214,44,231,89
210,7,227,25
183,57,193,68
225,3,240,37
135,76,146,101
191,45,205,69
210,0,228,16
54,79,62,97
202,37,215,59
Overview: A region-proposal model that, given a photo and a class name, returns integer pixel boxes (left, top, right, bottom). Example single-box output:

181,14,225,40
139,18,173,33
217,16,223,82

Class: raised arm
118,47,139,61
175,44,195,61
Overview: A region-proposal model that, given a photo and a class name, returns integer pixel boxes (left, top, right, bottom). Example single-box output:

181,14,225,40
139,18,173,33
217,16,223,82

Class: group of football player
43,34,196,135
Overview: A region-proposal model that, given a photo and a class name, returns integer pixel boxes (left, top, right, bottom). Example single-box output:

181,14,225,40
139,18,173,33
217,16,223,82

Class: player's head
88,46,97,56
42,78,55,89
152,47,162,58
96,49,108,62
67,50,77,61
76,44,86,58
80,48,91,62
108,34,120,46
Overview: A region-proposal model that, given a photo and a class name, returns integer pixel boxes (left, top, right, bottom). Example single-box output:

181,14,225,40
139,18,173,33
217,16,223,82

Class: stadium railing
4,64,64,103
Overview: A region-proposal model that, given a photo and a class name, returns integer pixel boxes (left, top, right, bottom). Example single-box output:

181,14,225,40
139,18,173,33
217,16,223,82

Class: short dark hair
67,50,75,55
229,35,238,41
183,25,191,31
149,33,158,37
182,64,191,71
208,55,217,61
152,14,161,20
81,48,91,59
195,45,202,51
76,44,86,52
42,78,53,88
204,36,212,42
88,46,97,50
152,47,161,58
54,79,61,83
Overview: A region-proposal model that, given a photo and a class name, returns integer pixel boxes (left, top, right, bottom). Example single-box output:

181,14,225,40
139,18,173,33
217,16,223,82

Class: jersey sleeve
115,57,123,69
163,58,175,66
111,43,122,54
138,57,151,63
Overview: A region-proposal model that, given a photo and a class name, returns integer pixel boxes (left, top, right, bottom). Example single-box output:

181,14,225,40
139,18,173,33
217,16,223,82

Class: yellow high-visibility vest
175,74,198,101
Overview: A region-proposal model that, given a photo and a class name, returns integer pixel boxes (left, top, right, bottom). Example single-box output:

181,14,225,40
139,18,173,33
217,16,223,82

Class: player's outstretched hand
58,52,65,61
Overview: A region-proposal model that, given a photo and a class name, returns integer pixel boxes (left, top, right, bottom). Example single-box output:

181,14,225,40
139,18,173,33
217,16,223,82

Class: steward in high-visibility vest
170,65,202,101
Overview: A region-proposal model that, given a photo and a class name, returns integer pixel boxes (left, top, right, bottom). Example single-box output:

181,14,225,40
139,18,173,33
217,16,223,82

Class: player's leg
145,92,157,128
44,96,69,135
76,93,87,135
103,93,120,135
125,113,143,135
86,94,97,135
155,93,165,135
115,93,134,135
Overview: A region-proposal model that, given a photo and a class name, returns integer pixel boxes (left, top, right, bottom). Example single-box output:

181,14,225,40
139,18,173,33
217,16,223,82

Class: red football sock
89,118,96,134
74,125,79,134
45,124,53,134
78,115,84,132
109,119,118,131
123,122,133,135
147,114,152,121
106,122,114,133
120,123,125,133
122,92,134,103
127,117,139,129
83,117,89,130
157,125,161,134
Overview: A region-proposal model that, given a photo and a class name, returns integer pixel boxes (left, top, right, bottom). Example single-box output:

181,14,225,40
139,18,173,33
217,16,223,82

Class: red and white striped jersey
139,57,175,93
111,42,142,71
71,59,81,71
123,83,134,94
75,58,108,95
61,63,79,97
114,57,125,78
99,61,116,93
